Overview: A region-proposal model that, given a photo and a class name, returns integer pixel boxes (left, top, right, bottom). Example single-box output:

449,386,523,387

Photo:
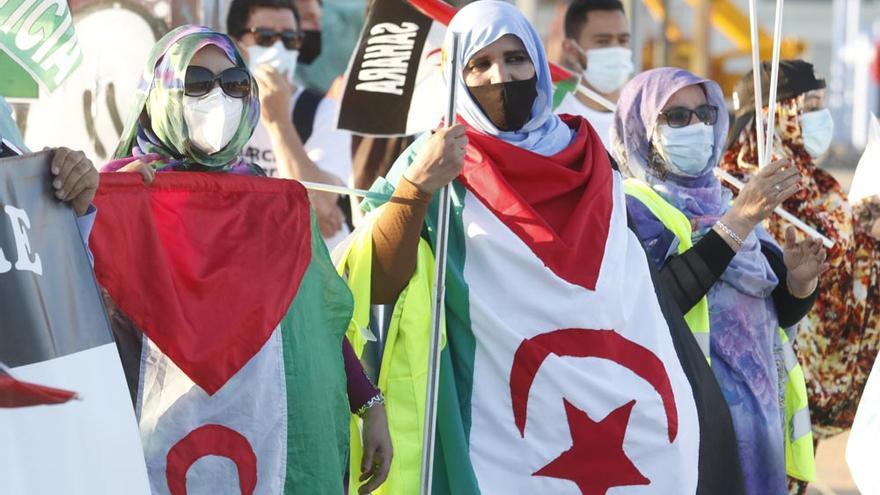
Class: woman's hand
729,159,800,225
118,155,160,185
783,226,829,298
716,159,801,249
359,403,393,495
50,147,99,216
403,124,467,193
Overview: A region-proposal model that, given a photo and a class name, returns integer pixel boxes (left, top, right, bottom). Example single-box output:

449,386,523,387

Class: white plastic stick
763,0,785,166
575,83,617,112
747,0,767,168
298,180,389,201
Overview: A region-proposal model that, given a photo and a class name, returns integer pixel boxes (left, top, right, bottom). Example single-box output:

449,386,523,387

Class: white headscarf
444,0,573,156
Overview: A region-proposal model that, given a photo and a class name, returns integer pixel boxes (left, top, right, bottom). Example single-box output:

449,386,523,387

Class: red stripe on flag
0,375,77,408
458,116,613,291
91,173,312,395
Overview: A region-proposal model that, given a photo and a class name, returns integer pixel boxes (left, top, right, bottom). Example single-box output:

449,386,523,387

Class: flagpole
420,31,459,495
763,0,785,166
575,82,617,112
299,181,389,201
747,0,767,168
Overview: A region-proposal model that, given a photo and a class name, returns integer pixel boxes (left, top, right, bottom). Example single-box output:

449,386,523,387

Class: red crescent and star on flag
509,328,679,495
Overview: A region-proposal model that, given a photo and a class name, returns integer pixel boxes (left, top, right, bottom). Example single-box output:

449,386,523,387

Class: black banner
0,151,112,367
338,0,435,135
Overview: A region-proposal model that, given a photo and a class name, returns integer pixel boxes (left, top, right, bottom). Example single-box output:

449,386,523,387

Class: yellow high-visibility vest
623,179,711,361
336,212,439,494
623,178,815,482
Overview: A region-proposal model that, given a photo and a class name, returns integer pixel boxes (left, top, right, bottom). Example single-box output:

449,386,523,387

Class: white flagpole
419,31,460,495
575,83,617,112
763,0,785,166
747,0,767,168
571,77,834,247
298,180,387,200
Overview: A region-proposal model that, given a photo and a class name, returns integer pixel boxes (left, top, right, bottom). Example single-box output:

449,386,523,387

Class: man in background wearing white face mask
228,0,352,250
556,0,633,150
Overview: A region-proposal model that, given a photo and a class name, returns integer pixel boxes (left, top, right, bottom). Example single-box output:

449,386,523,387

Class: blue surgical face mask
800,108,834,158
653,123,715,177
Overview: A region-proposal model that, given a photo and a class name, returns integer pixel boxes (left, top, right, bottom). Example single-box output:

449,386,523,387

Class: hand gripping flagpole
419,31,460,495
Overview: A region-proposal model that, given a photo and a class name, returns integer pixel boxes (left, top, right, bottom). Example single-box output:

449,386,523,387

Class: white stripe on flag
138,328,287,495
461,174,700,494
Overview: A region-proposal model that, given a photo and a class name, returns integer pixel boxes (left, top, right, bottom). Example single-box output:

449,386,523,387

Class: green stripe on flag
552,75,579,111
0,0,82,91
424,180,481,494
281,217,352,493
380,136,483,492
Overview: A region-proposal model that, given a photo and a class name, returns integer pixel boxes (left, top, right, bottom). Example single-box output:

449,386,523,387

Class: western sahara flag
359,124,743,494
0,151,149,494
90,173,352,494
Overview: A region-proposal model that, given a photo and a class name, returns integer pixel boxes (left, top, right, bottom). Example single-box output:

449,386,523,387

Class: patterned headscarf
721,93,851,240
114,25,260,172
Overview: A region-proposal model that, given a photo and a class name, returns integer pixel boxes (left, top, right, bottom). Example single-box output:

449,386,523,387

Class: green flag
0,0,82,91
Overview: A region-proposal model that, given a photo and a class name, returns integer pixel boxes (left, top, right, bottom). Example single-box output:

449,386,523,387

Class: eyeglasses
659,104,719,128
184,66,252,98
240,27,303,50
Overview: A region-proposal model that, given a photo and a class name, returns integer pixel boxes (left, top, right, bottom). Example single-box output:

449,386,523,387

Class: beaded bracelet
357,393,386,417
715,221,745,247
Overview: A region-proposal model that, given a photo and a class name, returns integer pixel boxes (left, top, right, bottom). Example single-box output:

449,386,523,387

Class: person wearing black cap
721,60,880,495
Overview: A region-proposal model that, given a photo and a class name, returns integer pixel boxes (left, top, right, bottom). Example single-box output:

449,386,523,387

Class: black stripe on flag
338,0,434,135
0,151,114,367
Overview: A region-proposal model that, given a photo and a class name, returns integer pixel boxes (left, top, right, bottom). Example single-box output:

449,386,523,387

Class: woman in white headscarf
337,1,744,493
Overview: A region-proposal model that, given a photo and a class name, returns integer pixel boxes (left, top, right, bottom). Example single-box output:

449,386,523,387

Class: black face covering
467,75,537,131
298,31,322,64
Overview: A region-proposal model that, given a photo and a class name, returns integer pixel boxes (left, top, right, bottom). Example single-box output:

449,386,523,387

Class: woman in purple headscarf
611,67,826,494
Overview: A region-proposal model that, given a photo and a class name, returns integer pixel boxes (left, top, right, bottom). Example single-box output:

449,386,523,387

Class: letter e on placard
4,205,42,275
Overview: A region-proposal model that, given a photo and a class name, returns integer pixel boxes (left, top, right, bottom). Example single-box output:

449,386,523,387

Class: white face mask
571,44,634,94
247,41,299,85
183,87,244,155
800,108,834,158
653,123,716,177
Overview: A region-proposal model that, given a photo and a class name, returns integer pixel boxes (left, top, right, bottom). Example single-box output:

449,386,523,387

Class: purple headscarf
611,68,728,207
611,67,777,297
613,67,787,494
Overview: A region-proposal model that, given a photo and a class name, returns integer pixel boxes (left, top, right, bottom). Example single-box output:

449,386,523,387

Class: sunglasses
184,66,251,98
241,27,303,50
659,104,719,128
